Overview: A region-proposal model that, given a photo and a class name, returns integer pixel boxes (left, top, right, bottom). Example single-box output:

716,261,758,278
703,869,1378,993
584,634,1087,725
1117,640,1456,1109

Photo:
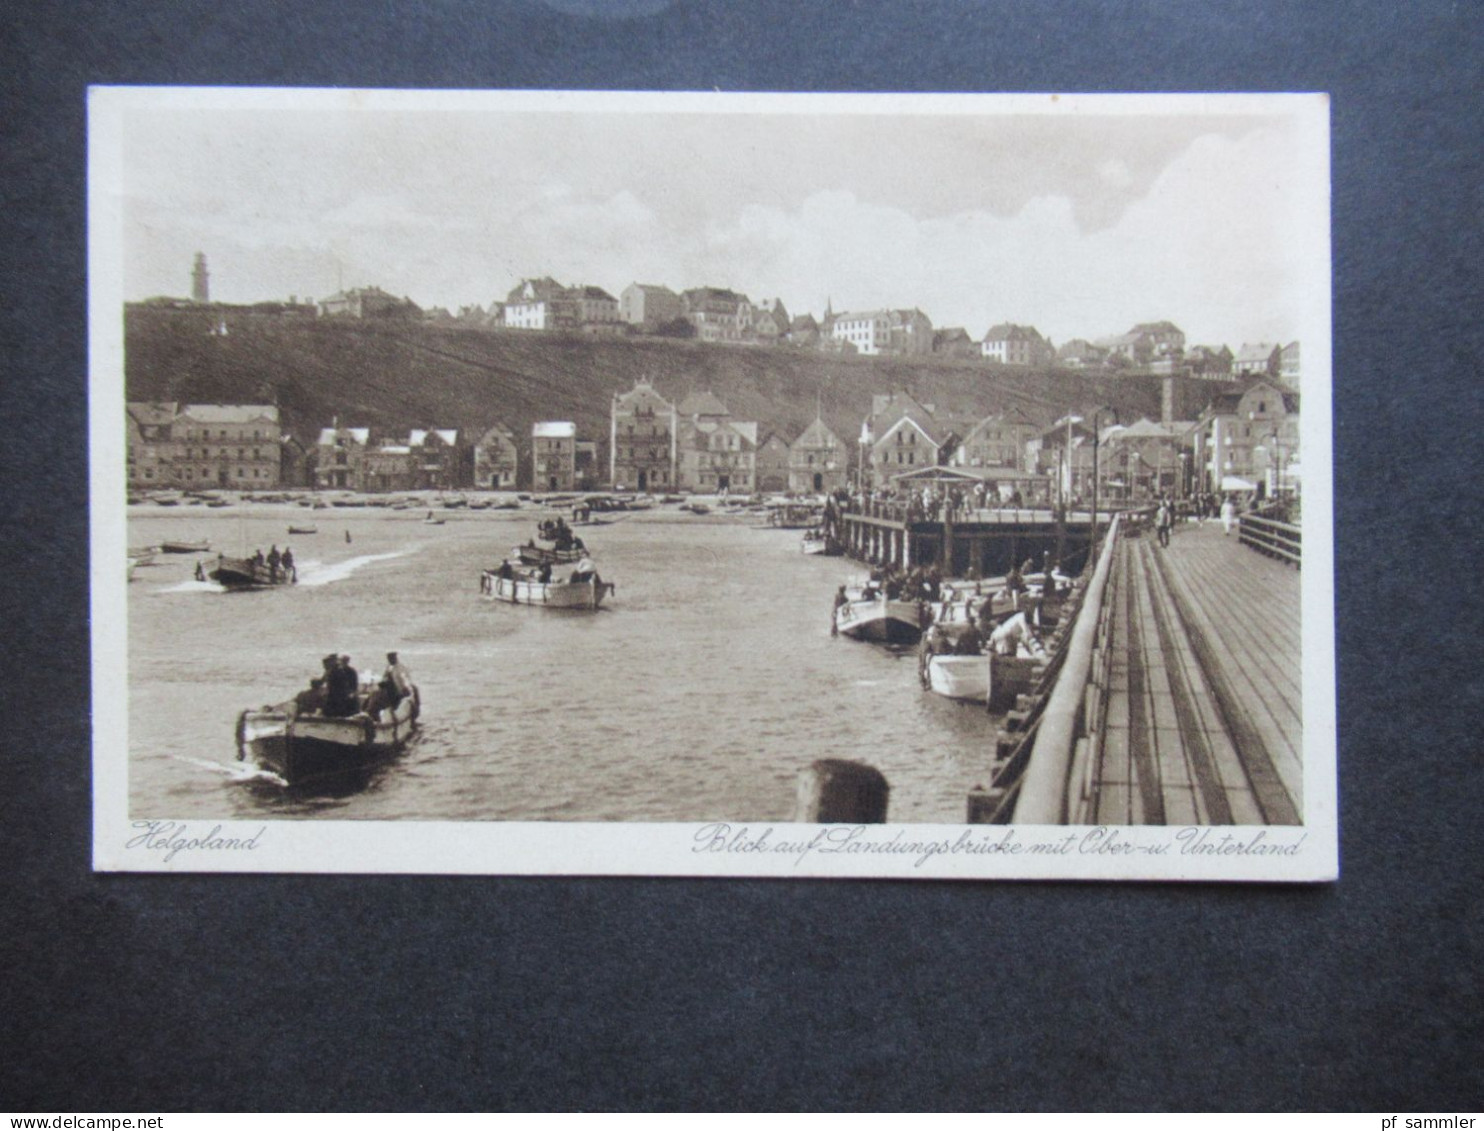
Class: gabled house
681,287,752,342
788,417,847,494
950,409,1042,473
314,426,371,490
1194,379,1300,496
981,323,1053,366
1233,342,1283,378
861,393,956,489
620,283,682,328
473,423,520,490
932,327,979,360
755,431,792,493
504,277,574,331
610,379,677,492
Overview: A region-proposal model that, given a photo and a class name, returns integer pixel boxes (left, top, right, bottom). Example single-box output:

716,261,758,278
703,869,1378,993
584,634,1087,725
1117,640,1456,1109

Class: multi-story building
679,419,756,494
828,308,933,356
932,327,979,360
788,417,847,494
504,277,574,331
1194,379,1300,496
610,380,677,492
755,432,791,493
569,285,620,328
125,401,179,488
407,428,464,489
860,392,955,489
681,287,753,342
532,421,577,491
950,409,1041,474
750,298,790,344
1185,345,1234,377
318,286,418,319
1056,339,1109,368
1099,417,1193,500
141,404,284,489
1233,342,1283,378
619,283,682,328
787,313,820,347
981,323,1053,366
1128,321,1186,358
473,423,520,490
1280,341,1301,383
314,426,371,490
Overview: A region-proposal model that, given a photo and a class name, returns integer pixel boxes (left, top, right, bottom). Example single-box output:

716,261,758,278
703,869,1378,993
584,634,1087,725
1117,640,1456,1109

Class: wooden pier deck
1091,520,1302,825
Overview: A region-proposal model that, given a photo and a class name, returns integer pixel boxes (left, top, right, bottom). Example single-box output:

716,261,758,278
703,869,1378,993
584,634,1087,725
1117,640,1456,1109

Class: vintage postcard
90,88,1336,879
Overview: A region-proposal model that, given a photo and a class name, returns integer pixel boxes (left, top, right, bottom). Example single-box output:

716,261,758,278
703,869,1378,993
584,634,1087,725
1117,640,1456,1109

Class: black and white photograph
90,88,1336,879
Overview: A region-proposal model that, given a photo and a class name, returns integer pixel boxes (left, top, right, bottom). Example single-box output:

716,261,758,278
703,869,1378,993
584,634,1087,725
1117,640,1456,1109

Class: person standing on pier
1156,498,1173,548
1220,494,1237,536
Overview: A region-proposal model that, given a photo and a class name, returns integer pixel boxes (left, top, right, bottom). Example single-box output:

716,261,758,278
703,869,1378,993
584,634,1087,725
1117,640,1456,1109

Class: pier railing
964,512,1122,825
1238,512,1302,567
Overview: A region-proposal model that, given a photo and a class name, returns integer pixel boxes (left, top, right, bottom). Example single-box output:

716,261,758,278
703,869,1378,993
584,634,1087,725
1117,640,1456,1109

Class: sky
113,92,1328,349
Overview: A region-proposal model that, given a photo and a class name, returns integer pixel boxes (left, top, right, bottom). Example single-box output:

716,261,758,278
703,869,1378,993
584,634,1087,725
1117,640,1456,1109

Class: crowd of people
291,651,413,721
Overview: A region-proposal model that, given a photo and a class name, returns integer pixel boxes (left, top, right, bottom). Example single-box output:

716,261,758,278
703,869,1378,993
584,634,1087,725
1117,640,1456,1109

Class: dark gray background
2,0,1480,1111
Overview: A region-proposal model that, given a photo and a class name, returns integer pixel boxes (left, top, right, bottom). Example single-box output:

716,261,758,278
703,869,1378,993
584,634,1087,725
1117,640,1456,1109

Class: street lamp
1266,431,1283,498
1090,406,1119,555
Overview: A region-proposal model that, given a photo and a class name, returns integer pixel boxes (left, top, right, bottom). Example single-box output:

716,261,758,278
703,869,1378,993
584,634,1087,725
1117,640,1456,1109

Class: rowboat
514,542,584,567
236,685,420,784
769,503,823,529
128,546,158,567
287,524,318,535
801,528,840,555
479,568,612,610
204,554,296,590
161,539,210,554
920,651,1042,709
834,594,926,644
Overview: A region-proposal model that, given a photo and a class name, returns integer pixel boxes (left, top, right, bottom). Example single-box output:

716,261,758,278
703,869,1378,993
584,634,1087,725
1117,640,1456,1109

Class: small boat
682,502,711,515
204,554,296,590
161,539,211,554
236,685,420,784
801,528,840,556
769,502,823,529
206,498,231,508
514,542,584,567
423,511,446,525
287,524,318,535
127,546,158,567
834,593,926,644
920,651,1042,709
479,567,612,610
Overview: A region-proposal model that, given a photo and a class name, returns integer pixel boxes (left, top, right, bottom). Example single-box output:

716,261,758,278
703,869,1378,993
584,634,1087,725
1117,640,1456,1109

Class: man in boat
267,545,282,581
537,561,553,584
253,548,266,567
281,546,296,582
294,676,327,717
831,585,848,636
569,556,596,583
497,559,515,581
382,651,412,708
989,612,1041,658
325,654,360,717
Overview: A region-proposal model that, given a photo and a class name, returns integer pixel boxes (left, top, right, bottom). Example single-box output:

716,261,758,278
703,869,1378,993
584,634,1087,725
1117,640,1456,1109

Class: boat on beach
236,684,421,784
161,539,211,554
479,566,613,610
203,555,296,590
287,524,318,535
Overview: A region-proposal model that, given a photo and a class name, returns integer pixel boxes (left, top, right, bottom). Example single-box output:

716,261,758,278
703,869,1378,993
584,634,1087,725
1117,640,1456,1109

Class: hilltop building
318,286,419,320
610,380,677,492
619,283,682,329
932,327,979,360
681,287,753,342
1233,342,1283,378
827,308,933,356
981,324,1053,366
1056,339,1108,368
1280,341,1301,382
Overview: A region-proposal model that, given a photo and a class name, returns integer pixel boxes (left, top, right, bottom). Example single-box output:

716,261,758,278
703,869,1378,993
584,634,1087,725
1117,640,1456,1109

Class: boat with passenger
479,557,612,610
833,583,927,645
202,553,297,590
236,665,420,784
801,526,841,556
768,502,823,529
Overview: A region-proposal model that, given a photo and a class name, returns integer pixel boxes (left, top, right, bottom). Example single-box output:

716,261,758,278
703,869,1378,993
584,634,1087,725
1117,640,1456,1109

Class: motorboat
237,684,420,784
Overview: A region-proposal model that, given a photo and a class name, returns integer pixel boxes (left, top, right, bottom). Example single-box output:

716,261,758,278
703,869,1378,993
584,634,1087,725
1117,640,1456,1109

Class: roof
678,390,731,418
1234,342,1281,362
933,327,972,344
475,423,516,444
532,421,576,439
983,323,1045,343
1114,417,1179,440
789,314,819,331
1129,321,1183,336
126,402,179,426
507,277,566,304
877,411,945,449
573,285,616,302
793,417,842,449
624,282,677,297
890,465,1049,484
180,404,280,424
408,428,459,447
317,427,370,446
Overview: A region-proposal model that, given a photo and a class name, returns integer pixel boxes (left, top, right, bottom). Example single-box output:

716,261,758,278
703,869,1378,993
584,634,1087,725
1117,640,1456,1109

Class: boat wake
296,547,419,587
173,754,287,786
158,579,226,594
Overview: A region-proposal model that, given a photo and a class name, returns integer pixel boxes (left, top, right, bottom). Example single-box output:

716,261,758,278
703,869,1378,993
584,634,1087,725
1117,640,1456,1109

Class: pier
837,502,1095,577
971,510,1302,826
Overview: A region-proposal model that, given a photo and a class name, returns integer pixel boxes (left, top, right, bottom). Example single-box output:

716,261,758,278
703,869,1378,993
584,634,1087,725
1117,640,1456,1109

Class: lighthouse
191,252,210,304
